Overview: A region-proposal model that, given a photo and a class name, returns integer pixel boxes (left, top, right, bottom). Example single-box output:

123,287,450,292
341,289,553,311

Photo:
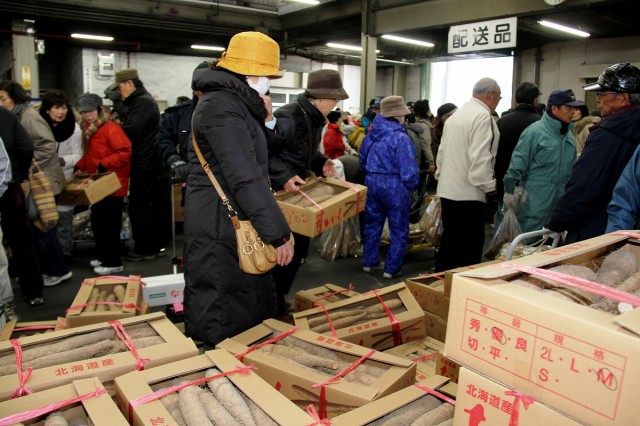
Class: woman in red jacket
322,110,349,159
75,94,132,275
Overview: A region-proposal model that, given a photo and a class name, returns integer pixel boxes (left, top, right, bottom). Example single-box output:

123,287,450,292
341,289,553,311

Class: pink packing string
306,404,332,425
314,304,339,338
411,352,439,363
500,263,640,306
234,326,299,362
504,390,535,426
0,386,107,426
12,326,56,332
128,364,255,424
109,320,150,371
335,176,362,213
364,289,402,346
413,383,457,405
295,186,325,234
311,284,356,305
65,301,141,314
418,272,445,280
81,275,141,285
312,349,376,419
611,231,640,239
9,339,33,399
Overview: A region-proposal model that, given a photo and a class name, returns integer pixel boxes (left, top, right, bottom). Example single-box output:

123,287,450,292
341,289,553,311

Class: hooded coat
546,105,640,243
184,68,291,347
503,112,576,233
573,115,601,155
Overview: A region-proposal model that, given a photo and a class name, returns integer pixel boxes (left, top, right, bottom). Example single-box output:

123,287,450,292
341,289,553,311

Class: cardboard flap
613,307,640,337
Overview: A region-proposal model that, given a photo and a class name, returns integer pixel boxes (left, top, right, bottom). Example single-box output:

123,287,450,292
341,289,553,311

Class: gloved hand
168,155,188,182
503,193,516,209
59,157,66,167
97,163,107,173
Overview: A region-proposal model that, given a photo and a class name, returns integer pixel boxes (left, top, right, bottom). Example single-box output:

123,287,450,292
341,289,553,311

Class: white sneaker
43,271,73,287
90,259,102,267
94,265,124,275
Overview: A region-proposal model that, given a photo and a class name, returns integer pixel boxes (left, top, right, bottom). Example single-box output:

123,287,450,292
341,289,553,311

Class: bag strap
191,131,241,230
296,102,314,170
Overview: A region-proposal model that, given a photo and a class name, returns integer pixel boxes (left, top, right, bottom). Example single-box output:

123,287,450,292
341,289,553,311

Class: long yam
178,383,213,426
409,403,454,426
205,368,256,426
199,391,240,426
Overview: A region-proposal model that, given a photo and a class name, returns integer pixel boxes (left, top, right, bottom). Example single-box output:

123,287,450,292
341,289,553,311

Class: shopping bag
484,206,523,260
27,160,59,231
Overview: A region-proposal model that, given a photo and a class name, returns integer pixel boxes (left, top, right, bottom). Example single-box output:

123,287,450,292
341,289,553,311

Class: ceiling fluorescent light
191,44,225,51
538,20,590,37
290,0,319,4
377,58,415,65
381,34,434,48
71,33,113,42
326,42,380,53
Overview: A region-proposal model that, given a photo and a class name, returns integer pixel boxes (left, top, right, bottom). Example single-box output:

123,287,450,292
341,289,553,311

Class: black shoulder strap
296,102,314,170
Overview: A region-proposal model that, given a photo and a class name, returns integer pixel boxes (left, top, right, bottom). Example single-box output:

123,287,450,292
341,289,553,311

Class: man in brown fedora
268,68,349,317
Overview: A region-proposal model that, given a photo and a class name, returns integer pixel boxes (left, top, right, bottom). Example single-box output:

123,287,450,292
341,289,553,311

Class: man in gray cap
268,69,349,317
546,63,640,242
108,68,165,261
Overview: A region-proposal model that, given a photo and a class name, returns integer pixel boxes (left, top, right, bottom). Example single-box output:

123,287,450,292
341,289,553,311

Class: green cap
107,68,139,91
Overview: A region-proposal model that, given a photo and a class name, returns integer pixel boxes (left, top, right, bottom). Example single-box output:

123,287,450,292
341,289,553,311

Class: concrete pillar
11,18,39,98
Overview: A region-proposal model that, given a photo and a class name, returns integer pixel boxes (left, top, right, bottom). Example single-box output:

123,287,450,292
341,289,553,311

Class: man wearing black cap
546,63,640,243
108,68,164,261
502,89,581,235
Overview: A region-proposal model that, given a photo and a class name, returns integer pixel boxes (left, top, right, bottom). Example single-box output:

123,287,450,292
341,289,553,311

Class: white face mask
246,76,270,95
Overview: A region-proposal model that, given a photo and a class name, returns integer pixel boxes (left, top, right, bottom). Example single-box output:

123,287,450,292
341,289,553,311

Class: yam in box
454,367,582,425
293,282,426,350
58,172,121,205
216,319,416,418
275,177,367,237
294,283,360,312
65,276,144,328
0,312,198,401
114,348,316,426
331,375,456,426
405,273,450,318
0,318,66,341
0,377,128,426
444,232,640,425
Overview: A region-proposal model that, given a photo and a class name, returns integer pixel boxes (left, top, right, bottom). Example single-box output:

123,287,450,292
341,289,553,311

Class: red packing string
234,326,299,362
314,304,338,338
81,275,141,285
611,231,640,239
0,386,107,425
306,404,332,425
128,364,255,424
311,349,376,419
109,320,150,371
413,383,457,405
311,284,356,305
411,352,439,363
335,176,362,215
9,339,33,399
66,301,141,314
504,390,535,426
365,289,402,346
295,186,325,235
418,272,445,280
12,326,56,333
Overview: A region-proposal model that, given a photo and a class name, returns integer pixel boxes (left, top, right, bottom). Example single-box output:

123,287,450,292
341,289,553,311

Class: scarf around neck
40,104,76,142
81,111,110,148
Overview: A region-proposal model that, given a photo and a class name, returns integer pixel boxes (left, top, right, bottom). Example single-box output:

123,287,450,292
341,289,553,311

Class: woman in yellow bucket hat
183,32,294,349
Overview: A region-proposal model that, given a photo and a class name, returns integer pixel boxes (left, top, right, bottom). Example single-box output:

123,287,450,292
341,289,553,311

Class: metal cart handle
505,229,562,261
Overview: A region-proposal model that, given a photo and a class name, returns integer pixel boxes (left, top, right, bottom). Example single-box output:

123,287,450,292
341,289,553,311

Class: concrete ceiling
1,0,638,67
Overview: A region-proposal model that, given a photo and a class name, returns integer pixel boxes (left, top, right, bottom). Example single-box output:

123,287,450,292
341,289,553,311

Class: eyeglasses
596,91,619,99
490,91,502,100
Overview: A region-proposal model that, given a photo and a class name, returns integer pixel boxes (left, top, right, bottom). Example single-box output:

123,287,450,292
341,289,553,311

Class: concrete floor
10,226,440,323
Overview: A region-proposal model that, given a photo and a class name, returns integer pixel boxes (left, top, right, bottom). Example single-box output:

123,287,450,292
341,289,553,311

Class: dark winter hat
372,96,384,109
436,103,457,119
305,70,349,100
380,95,411,118
327,110,342,123
547,89,584,107
583,62,640,93
77,93,103,113
107,68,139,91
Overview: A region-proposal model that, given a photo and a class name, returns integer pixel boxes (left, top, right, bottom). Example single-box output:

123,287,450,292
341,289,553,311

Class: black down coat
546,104,640,243
184,68,291,348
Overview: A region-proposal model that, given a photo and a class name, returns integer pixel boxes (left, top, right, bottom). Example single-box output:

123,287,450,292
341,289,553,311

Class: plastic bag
484,207,523,260
420,196,443,248
319,216,361,261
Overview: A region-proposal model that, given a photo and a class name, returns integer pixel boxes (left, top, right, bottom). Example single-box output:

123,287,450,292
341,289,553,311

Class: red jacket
323,123,346,159
76,121,132,197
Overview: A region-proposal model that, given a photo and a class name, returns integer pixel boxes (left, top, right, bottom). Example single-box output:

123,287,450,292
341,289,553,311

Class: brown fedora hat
305,69,349,100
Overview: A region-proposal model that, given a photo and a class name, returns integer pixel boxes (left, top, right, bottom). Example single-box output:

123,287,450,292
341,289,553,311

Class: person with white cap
546,63,640,243
359,96,419,279
502,89,582,235
184,31,294,348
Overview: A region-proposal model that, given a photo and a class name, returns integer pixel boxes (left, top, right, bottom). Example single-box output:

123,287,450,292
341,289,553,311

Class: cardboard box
444,259,503,295
65,276,143,327
141,273,185,307
114,349,315,426
0,318,66,341
436,353,460,383
0,312,198,401
294,283,360,312
454,367,583,425
331,375,455,425
276,178,367,237
293,282,426,350
384,337,443,381
217,319,416,418
0,377,128,425
58,172,121,205
405,274,450,318
424,309,448,342
444,233,640,425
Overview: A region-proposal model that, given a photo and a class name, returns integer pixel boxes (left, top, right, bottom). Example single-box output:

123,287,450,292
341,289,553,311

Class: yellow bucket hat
217,31,285,78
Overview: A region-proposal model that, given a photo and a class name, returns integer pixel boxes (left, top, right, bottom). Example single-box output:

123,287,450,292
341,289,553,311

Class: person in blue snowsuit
359,96,419,279
606,144,640,232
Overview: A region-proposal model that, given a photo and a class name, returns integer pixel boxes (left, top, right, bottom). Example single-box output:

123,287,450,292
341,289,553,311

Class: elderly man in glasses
545,63,640,243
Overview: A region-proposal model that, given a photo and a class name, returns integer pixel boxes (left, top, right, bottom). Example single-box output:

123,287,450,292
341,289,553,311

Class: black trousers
0,182,44,299
435,198,486,272
129,169,165,255
271,232,309,315
92,196,124,267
